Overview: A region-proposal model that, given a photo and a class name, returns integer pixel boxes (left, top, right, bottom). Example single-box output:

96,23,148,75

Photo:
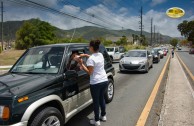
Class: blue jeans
90,81,108,121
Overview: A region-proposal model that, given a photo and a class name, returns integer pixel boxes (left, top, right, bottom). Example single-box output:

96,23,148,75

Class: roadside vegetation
0,49,25,66
178,20,194,46
170,38,178,47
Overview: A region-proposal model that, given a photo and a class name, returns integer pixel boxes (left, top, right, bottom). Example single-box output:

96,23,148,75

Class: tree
181,39,189,46
178,20,194,45
15,19,56,49
116,36,128,45
170,38,178,47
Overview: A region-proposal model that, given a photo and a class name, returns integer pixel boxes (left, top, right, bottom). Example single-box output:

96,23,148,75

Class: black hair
89,40,101,52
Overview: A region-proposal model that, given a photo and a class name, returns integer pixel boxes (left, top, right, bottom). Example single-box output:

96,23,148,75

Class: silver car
119,50,153,73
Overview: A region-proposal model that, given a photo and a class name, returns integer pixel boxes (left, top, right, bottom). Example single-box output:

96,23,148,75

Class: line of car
106,46,169,73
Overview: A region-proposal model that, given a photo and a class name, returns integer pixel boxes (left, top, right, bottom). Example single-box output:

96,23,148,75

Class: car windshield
152,49,158,54
11,47,64,74
155,48,161,52
106,48,114,52
125,51,146,57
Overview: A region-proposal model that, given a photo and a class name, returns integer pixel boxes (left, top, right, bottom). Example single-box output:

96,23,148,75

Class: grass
0,49,25,66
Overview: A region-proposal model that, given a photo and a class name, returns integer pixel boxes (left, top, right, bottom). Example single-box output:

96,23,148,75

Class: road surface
65,56,168,126
176,47,194,75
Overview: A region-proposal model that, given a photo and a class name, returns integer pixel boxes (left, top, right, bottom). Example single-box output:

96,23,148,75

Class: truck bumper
0,121,28,126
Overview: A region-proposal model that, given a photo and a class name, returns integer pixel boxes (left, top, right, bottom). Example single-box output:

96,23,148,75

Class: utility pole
153,25,155,45
150,18,153,46
1,2,3,51
157,32,159,44
139,6,143,44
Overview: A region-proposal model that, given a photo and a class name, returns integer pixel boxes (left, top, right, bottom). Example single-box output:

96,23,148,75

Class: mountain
1,19,172,42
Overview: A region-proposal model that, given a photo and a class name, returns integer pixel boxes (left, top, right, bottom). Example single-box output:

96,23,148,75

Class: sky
2,0,194,37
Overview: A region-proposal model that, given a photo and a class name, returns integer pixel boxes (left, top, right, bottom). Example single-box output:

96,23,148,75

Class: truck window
119,47,125,53
67,49,87,72
11,47,64,74
106,47,114,52
115,48,119,53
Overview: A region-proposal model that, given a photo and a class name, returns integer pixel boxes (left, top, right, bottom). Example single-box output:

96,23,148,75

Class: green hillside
1,19,172,42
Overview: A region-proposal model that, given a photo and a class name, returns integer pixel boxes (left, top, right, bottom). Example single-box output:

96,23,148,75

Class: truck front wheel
30,107,64,126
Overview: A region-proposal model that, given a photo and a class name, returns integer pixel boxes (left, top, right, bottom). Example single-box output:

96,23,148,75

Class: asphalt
176,47,194,75
65,56,168,126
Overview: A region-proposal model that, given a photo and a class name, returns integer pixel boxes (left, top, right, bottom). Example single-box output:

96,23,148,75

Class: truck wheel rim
42,116,60,126
108,82,114,99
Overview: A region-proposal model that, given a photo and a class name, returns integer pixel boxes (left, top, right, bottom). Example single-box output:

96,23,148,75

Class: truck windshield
106,48,114,52
11,47,64,74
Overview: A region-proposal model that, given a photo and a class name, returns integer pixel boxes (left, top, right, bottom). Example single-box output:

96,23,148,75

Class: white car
106,47,125,62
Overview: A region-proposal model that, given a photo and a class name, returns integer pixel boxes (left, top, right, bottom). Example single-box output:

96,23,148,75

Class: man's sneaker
100,116,107,122
90,120,101,126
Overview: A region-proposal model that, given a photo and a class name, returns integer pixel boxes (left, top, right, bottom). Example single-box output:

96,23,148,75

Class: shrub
124,45,146,51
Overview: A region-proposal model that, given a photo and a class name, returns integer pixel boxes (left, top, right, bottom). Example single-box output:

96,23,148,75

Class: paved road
176,47,194,75
65,56,168,126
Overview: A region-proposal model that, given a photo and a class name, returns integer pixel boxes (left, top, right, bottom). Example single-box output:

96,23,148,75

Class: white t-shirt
86,52,108,85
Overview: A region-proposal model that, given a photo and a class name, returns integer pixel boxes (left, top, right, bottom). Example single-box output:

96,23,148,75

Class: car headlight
139,61,146,64
0,106,10,120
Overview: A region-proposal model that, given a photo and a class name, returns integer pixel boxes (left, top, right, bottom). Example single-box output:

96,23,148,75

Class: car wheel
145,64,149,73
30,107,64,126
105,78,114,104
120,69,124,73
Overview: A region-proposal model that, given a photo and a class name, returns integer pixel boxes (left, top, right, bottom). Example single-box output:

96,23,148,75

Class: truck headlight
0,106,10,120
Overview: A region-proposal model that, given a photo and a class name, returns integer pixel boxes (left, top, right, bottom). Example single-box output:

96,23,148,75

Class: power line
84,0,125,29
8,0,112,29
58,0,122,29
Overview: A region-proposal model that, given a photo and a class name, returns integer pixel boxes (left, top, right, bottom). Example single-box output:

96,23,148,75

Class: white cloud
119,7,128,15
150,0,167,6
61,5,80,15
3,1,194,37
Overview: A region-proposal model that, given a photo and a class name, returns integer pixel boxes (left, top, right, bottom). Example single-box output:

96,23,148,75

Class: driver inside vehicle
67,51,83,71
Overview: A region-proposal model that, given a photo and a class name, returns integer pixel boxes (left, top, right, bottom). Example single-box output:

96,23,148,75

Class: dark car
154,48,164,59
151,49,161,63
189,48,194,54
0,43,115,126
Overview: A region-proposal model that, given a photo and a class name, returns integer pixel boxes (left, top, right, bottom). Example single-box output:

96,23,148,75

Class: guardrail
0,65,12,69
